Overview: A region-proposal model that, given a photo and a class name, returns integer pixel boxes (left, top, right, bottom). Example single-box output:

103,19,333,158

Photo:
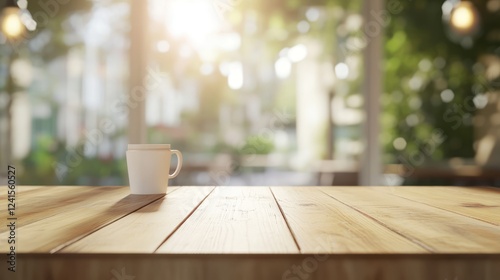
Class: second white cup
126,144,182,194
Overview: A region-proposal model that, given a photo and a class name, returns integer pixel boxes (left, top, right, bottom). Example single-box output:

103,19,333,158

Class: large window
1,0,499,186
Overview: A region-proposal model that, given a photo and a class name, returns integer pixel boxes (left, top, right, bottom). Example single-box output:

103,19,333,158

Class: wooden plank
320,187,500,253
0,185,45,200
156,187,299,253
0,187,171,253
61,186,214,253
0,186,47,213
271,187,426,253
3,254,500,280
0,186,113,233
378,186,500,205
375,187,500,226
0,186,44,226
0,185,44,192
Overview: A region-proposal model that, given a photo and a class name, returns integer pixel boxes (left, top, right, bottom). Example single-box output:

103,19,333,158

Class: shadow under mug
126,144,183,194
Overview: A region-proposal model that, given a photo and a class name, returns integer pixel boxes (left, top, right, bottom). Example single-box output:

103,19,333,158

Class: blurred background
0,0,499,186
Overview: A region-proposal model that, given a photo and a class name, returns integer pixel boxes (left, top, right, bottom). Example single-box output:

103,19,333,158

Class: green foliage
18,137,126,185
382,0,484,163
24,0,92,60
240,135,275,155
11,0,496,186
17,135,57,185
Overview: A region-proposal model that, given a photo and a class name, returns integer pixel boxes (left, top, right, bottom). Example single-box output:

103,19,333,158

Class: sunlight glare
156,40,170,53
166,0,220,45
228,62,243,90
288,44,308,63
275,57,292,79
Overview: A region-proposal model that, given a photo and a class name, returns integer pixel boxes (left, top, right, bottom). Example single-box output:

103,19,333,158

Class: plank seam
269,187,302,253
152,186,216,253
317,188,436,253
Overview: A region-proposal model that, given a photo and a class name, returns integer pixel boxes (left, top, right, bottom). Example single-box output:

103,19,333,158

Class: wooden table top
1,186,499,279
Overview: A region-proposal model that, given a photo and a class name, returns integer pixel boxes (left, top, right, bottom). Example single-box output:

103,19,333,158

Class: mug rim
128,144,171,150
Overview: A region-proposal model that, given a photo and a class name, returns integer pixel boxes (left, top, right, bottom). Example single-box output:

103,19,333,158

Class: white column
360,0,383,185
296,40,329,166
128,0,148,144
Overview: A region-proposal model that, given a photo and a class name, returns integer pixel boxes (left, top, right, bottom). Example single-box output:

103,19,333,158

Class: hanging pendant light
1,0,24,38
449,1,480,35
442,0,481,47
1,0,36,40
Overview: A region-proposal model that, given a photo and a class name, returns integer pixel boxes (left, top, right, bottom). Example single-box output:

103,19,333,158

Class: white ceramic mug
126,144,183,194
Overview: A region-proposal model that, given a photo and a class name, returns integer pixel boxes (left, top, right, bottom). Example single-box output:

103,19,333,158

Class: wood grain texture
0,186,112,233
3,254,499,280
0,185,44,193
375,186,500,226
1,186,500,280
0,185,44,202
61,186,213,253
271,187,426,253
0,186,50,226
320,187,500,253
157,187,299,253
0,187,169,253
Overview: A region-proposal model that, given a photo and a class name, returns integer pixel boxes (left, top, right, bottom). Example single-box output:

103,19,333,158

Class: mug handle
169,150,183,179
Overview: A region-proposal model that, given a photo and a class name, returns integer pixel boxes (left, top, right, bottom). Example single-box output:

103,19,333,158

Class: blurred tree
383,0,500,166
0,0,93,182
7,0,498,186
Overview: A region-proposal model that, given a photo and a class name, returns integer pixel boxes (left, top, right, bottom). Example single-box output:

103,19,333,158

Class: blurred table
1,186,499,279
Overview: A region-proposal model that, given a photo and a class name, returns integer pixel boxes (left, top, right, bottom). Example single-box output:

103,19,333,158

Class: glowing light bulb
2,7,24,38
450,2,476,31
